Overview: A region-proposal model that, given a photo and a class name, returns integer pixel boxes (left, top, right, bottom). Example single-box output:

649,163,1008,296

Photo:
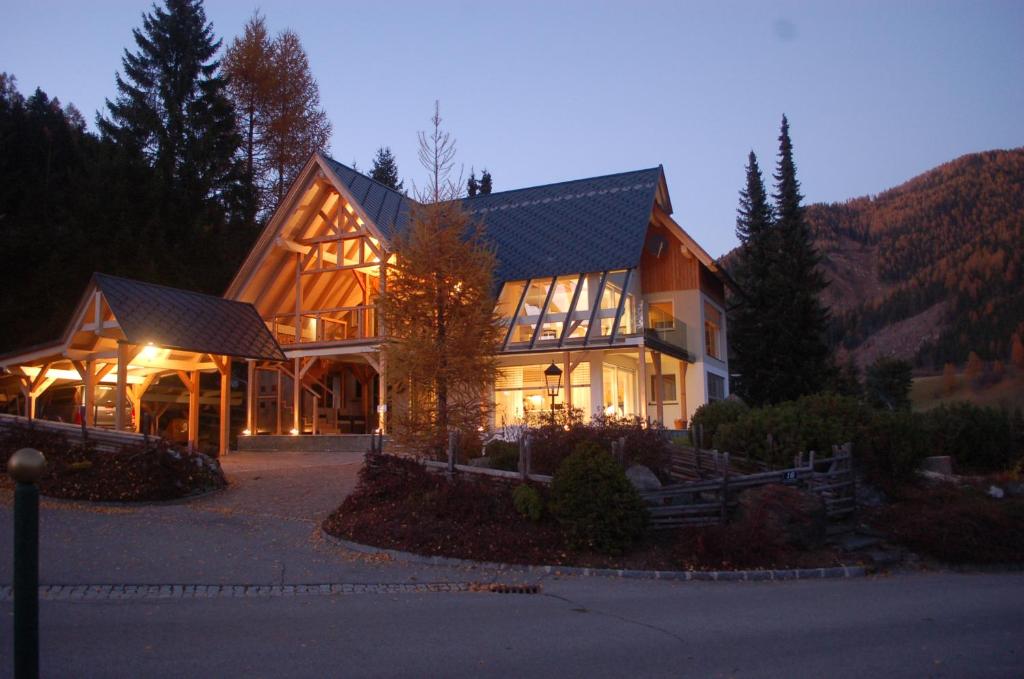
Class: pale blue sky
2,1,1022,256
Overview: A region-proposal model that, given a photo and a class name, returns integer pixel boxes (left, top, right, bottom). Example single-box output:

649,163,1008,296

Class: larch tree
369,146,403,191
264,29,331,204
223,12,274,224
379,102,502,453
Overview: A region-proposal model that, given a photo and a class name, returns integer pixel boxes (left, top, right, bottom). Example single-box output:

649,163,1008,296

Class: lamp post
543,362,563,423
9,447,46,679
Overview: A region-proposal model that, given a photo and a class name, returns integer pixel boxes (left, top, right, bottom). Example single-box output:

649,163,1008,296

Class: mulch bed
322,454,850,571
0,423,227,502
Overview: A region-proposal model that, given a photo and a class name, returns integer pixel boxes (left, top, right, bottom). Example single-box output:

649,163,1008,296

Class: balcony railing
645,323,688,353
268,305,377,345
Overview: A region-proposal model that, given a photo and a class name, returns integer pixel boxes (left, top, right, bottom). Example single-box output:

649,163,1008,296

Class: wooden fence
0,413,154,454
642,443,855,529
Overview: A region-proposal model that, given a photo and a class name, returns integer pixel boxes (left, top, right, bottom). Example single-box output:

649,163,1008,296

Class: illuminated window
648,302,674,330
648,374,678,403
704,302,722,360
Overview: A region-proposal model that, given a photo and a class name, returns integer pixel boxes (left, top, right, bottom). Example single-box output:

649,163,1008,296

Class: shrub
512,484,544,522
864,357,913,411
689,400,748,448
529,415,671,478
924,402,1020,473
483,439,520,472
861,410,933,487
550,441,648,554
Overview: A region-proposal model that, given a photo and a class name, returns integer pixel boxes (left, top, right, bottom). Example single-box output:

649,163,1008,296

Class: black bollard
8,447,46,679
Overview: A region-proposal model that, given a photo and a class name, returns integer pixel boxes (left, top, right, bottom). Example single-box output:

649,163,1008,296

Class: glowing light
477,426,485,432
140,342,159,360
290,428,299,436
242,429,252,436
528,395,544,406
604,405,617,416
563,425,570,431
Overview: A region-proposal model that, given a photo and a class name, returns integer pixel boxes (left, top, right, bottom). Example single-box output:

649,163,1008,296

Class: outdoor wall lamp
543,362,563,421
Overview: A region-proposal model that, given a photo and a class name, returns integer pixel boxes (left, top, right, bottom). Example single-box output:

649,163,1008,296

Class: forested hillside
724,148,1024,370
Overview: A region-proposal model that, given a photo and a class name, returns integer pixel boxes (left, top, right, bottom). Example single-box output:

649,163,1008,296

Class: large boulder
737,484,827,549
625,465,662,492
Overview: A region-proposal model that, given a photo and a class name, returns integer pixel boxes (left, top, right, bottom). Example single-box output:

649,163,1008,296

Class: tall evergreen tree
466,168,479,197
369,146,403,191
98,0,241,290
729,151,777,405
479,168,493,194
770,115,831,400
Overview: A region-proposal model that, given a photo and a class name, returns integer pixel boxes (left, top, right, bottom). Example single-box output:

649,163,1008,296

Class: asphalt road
1,452,1021,678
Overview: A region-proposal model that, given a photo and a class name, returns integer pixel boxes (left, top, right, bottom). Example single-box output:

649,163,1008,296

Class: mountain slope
729,148,1024,369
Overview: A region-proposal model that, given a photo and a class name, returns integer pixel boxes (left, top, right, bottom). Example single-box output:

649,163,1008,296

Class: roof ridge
464,166,663,202
93,272,250,306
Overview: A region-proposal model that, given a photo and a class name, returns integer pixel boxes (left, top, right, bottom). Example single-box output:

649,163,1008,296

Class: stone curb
321,530,869,582
0,582,475,602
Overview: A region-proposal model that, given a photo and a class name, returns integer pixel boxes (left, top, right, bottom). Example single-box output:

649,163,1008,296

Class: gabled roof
320,156,411,241
319,155,667,284
94,274,285,361
463,167,664,283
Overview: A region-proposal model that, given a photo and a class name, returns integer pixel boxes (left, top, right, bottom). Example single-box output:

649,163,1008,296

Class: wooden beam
293,357,302,433
188,369,200,451
219,360,231,456
115,343,129,431
246,360,256,434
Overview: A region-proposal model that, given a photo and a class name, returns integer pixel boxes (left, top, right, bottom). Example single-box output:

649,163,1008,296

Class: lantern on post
543,362,563,423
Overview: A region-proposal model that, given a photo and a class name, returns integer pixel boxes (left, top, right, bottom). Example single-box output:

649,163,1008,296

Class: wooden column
213,356,231,457
83,359,96,427
652,351,664,426
637,344,649,422
680,361,689,427
276,369,283,434
246,360,256,434
378,260,388,433
188,370,200,451
115,342,129,431
293,356,302,433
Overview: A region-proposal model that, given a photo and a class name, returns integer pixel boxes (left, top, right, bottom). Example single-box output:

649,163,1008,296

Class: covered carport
0,273,285,455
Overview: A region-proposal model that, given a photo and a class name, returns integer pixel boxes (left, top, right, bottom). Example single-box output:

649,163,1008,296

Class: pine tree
479,168,493,195
865,357,913,411
369,146,403,191
97,0,242,290
729,151,777,405
467,168,479,197
769,115,831,401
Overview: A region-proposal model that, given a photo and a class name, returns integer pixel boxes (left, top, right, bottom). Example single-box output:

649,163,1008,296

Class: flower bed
322,453,851,571
0,423,227,502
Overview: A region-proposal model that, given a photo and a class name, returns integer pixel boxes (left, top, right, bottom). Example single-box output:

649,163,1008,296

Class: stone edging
322,530,869,581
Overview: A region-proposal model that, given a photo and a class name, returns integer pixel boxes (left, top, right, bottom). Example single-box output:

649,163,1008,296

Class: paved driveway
1,452,1022,678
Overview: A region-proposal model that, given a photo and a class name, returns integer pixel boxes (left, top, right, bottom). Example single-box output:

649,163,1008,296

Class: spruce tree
729,151,777,406
98,0,241,290
369,146,403,191
479,168,493,194
466,168,479,197
769,115,831,401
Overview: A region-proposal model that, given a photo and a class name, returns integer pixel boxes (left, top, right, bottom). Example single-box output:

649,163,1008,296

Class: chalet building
0,152,732,453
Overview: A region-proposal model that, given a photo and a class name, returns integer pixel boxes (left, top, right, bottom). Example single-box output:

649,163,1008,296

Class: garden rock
988,485,1005,499
625,465,662,492
737,484,827,549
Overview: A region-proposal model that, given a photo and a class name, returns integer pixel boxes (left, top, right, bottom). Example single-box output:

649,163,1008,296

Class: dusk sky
2,0,1022,257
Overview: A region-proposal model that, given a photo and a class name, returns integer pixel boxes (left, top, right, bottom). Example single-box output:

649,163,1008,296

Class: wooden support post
115,342,129,431
246,360,256,434
447,430,458,476
637,343,648,423
679,361,688,428
276,369,283,434
188,370,200,452
563,351,572,413
312,394,319,436
293,357,302,434
294,252,302,342
215,356,231,457
83,360,96,427
652,351,664,426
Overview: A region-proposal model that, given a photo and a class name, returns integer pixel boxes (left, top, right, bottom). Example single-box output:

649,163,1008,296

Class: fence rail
0,413,155,454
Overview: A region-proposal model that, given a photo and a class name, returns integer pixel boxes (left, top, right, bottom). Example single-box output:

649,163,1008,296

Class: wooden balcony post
652,351,664,426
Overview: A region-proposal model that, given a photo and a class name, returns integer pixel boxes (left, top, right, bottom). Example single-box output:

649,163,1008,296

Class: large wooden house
0,152,733,453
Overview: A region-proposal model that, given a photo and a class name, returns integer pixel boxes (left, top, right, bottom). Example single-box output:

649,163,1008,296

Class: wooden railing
0,413,156,454
269,304,377,345
643,443,856,529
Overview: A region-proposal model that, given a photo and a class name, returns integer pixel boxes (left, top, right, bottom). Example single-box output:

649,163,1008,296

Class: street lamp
543,362,563,422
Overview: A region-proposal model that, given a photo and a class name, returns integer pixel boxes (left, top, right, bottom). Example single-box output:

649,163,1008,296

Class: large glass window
601,364,637,417
537,275,580,344
649,374,678,403
494,362,590,426
595,271,635,339
648,301,674,330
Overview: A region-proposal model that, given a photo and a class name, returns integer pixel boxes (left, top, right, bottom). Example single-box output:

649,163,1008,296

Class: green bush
483,439,520,472
512,484,544,522
714,393,873,467
861,410,934,486
550,441,648,554
925,402,1020,473
689,400,748,448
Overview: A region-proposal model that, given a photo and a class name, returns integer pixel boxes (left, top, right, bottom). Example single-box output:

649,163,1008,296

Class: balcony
268,305,377,345
644,324,691,361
